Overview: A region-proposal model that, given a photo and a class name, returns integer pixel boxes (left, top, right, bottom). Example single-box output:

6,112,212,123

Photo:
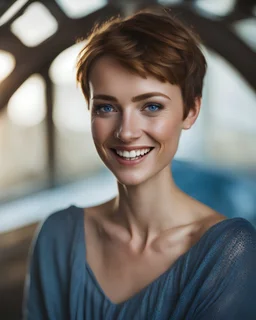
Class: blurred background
0,0,255,319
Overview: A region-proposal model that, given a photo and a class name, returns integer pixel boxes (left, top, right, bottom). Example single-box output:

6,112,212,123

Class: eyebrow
92,92,171,102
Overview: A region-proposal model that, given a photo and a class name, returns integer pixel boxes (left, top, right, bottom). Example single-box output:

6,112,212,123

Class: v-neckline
76,206,243,307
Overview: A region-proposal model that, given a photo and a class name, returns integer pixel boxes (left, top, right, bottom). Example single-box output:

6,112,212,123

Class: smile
110,147,154,163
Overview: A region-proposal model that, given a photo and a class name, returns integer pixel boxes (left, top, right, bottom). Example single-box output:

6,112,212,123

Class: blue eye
102,105,113,112
145,104,161,112
95,104,114,113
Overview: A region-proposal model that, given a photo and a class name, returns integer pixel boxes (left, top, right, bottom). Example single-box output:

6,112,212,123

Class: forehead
88,56,180,99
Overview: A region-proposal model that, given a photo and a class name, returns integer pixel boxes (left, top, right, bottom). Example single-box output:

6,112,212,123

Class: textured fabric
23,206,256,320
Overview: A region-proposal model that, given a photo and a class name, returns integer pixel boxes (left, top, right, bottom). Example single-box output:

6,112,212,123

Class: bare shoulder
177,190,227,232
204,210,227,228
180,193,228,241
195,207,228,240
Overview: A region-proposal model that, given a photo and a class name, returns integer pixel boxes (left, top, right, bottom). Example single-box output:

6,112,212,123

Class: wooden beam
0,4,120,111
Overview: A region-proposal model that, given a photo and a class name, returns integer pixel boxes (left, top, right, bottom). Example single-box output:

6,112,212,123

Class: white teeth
115,148,151,159
129,150,136,158
123,151,129,157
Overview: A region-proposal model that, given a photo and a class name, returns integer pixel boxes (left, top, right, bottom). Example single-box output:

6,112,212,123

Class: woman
23,8,256,320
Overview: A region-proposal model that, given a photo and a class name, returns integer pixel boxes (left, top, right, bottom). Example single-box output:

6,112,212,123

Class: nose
115,111,142,143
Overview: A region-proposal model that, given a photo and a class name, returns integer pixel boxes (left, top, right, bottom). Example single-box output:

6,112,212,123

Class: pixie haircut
76,8,207,119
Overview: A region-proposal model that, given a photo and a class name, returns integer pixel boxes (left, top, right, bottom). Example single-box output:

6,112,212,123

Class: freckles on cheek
91,120,102,141
153,120,180,140
91,119,113,144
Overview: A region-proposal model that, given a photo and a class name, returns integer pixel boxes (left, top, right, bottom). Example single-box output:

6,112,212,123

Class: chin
102,152,172,187
113,170,154,187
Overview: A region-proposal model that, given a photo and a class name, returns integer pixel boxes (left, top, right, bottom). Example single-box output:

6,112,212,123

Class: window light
195,0,236,17
233,18,256,52
11,2,58,47
50,42,90,133
55,0,107,19
53,85,90,133
49,41,86,85
7,74,46,127
0,50,16,82
206,50,256,132
0,0,29,27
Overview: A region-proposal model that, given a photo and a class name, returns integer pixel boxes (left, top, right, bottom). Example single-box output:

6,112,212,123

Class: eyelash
93,104,114,114
93,103,164,114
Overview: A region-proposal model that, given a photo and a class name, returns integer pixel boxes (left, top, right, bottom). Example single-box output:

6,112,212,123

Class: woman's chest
86,236,194,305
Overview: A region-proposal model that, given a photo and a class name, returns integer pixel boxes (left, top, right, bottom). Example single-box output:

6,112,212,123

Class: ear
182,97,201,130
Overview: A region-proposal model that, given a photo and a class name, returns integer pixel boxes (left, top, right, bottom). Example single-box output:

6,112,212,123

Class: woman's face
88,56,200,186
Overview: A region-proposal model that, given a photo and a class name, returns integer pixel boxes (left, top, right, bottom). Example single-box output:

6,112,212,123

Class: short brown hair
76,7,207,119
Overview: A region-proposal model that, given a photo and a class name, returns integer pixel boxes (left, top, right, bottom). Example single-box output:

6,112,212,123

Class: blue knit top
23,206,256,319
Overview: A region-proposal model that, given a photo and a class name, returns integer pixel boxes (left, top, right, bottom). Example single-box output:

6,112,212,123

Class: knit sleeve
194,221,256,320
22,219,51,320
22,210,72,320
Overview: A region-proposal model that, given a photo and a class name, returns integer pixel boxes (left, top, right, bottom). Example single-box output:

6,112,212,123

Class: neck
112,166,185,240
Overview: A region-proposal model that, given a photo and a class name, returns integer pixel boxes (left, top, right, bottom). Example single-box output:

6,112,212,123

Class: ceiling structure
0,0,255,112
0,0,255,190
